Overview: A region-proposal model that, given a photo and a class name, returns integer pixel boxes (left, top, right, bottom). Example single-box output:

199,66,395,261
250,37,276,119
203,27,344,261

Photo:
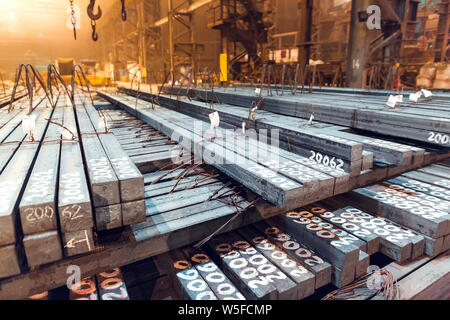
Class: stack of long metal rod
99,90,449,210
99,92,354,209
96,88,450,297
161,85,450,147
1,94,449,300
0,92,145,279
74,93,145,230
122,87,448,176
0,103,284,299
165,161,450,299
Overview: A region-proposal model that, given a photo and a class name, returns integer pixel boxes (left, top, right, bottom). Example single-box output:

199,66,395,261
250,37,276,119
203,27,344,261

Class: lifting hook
91,20,99,42
87,0,102,20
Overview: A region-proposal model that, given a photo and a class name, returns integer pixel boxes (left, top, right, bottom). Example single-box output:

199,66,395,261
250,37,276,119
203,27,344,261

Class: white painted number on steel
310,151,344,170
428,132,449,145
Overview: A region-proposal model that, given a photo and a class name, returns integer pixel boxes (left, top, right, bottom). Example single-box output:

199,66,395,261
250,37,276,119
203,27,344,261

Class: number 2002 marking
428,132,449,145
309,151,344,170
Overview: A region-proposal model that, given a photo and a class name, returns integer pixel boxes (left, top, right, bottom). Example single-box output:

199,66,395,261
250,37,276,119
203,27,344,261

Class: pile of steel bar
230,83,450,99
23,245,450,301
1,91,449,300
0,102,284,299
168,242,449,301
99,91,449,210
160,85,450,147
0,92,145,279
121,87,450,174
164,160,450,299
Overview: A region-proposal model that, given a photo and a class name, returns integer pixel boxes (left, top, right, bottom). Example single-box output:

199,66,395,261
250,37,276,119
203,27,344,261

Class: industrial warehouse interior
0,0,449,306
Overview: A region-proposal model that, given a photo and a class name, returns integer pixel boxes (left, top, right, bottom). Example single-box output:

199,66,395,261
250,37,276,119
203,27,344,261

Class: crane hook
87,0,102,20
92,29,99,41
91,20,99,41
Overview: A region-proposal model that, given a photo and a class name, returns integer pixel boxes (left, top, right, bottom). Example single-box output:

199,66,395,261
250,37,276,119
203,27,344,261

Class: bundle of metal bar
19,99,65,268
0,96,52,278
58,95,95,257
120,88,365,176
74,93,145,228
2,95,448,298
166,248,245,300
120,88,447,183
73,95,122,231
230,84,450,99
100,93,357,209
98,92,304,209
340,165,450,257
162,86,450,147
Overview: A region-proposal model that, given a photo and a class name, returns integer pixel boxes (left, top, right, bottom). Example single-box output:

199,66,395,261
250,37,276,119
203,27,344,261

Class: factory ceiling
0,0,116,42
0,0,118,73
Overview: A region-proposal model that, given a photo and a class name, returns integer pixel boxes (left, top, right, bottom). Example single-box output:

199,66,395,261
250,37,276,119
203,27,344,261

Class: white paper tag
255,88,261,96
242,122,246,134
422,89,432,98
395,95,403,103
209,111,220,129
409,92,420,103
308,113,315,126
386,95,397,108
22,115,37,136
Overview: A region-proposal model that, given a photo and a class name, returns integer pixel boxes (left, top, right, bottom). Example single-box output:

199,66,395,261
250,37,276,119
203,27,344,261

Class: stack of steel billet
0,86,147,274
18,99,66,268
166,247,246,300
161,86,450,147
98,92,447,210
93,105,268,243
120,88,449,187
71,96,144,231
120,88,365,177
3,94,448,297
339,162,450,258
230,83,450,99
73,94,145,228
73,96,122,231
134,97,349,199
168,178,446,297
109,120,184,174
169,197,440,299
58,95,95,257
270,211,364,288
98,92,300,209
0,97,52,278
98,92,357,209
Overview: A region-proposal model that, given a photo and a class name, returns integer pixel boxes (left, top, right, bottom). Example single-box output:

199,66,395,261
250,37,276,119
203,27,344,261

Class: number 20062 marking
310,151,344,170
428,132,449,145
